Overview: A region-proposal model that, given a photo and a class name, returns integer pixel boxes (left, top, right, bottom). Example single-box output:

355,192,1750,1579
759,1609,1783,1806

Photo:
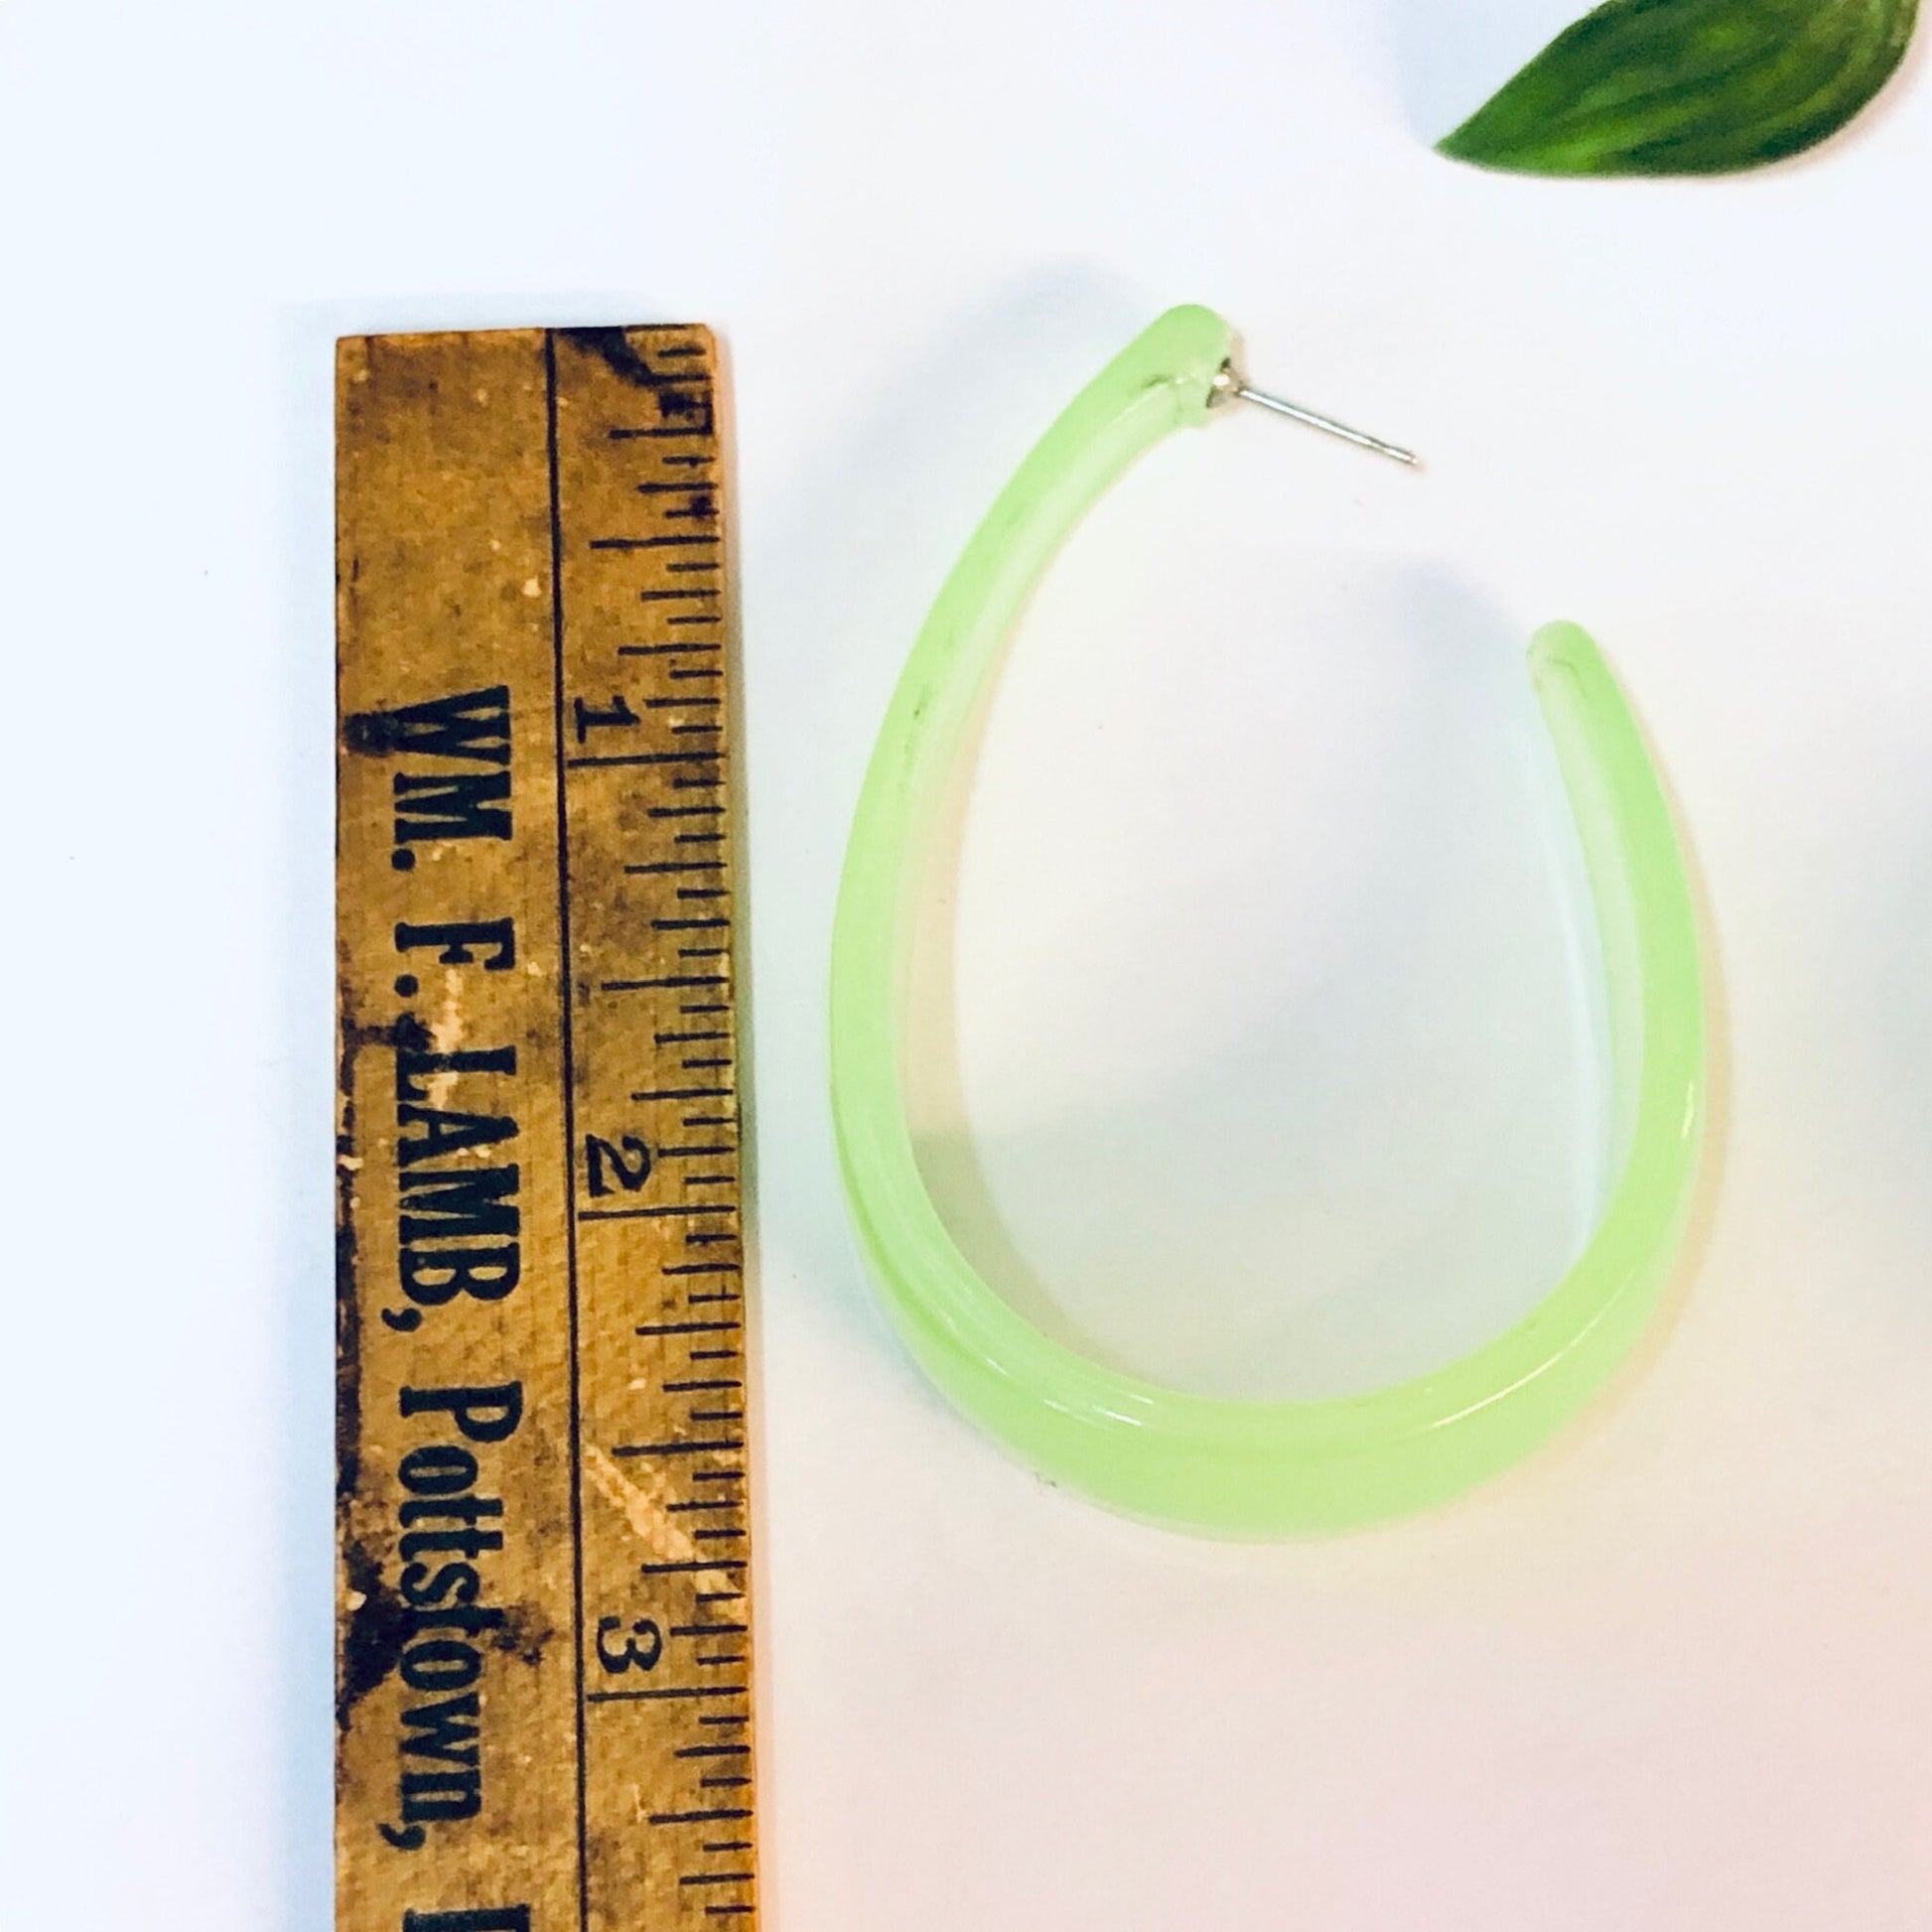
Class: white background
4,1,1932,1926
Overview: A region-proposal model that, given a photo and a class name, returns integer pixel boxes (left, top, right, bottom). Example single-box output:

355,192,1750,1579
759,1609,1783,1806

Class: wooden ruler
336,326,756,1932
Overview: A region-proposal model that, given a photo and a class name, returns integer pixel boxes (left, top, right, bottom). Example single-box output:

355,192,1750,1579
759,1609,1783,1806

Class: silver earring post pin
1211,362,1419,468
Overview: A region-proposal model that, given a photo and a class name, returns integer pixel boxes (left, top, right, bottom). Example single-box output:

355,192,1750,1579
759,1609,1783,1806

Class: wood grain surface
336,326,755,1932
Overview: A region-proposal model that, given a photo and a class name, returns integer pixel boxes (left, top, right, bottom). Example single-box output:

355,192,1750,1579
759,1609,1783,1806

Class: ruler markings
582,1206,737,1225
615,1437,746,1456
593,534,720,550
602,976,730,993
567,753,723,771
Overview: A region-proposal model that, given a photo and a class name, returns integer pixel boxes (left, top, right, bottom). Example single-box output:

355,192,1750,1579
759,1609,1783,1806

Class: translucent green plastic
830,305,1705,1537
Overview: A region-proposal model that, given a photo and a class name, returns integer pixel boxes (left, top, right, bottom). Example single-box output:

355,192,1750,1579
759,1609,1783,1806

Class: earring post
1213,365,1418,467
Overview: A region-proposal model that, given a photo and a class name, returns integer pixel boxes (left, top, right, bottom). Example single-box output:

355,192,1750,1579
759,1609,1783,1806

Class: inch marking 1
337,324,756,1932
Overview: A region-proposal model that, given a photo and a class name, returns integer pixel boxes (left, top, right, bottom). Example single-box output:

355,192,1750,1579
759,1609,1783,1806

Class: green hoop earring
830,305,1705,1538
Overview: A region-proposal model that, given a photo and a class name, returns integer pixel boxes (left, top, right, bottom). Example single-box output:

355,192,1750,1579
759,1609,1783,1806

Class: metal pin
1210,362,1418,468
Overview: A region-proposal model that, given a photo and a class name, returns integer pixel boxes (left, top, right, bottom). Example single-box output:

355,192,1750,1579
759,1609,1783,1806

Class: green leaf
1437,0,1918,176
